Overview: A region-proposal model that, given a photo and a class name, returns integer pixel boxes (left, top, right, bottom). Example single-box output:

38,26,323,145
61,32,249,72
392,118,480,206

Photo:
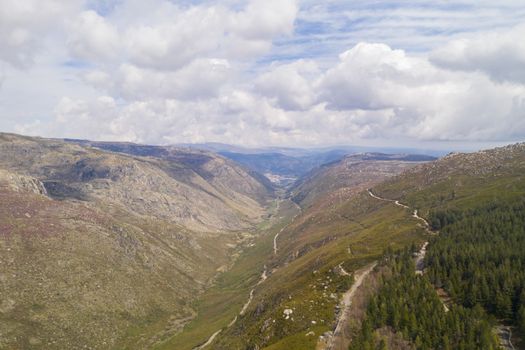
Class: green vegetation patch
352,249,499,350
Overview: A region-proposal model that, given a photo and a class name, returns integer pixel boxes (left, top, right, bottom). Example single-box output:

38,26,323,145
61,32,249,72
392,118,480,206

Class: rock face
0,133,274,349
0,169,47,195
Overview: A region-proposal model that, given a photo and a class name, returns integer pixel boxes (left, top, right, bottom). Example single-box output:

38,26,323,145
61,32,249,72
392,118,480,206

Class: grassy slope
374,144,525,215
211,192,427,350
155,199,300,350
210,144,525,349
0,185,240,350
154,230,274,350
290,157,423,209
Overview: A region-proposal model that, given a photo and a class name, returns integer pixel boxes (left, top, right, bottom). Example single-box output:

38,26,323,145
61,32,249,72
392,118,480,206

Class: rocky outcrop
0,169,47,196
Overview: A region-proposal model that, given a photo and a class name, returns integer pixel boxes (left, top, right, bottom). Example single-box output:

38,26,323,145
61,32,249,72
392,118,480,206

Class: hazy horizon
3,130,517,156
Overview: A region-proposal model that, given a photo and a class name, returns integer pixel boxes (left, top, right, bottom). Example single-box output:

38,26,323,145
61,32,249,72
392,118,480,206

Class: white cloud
65,0,299,71
68,10,119,62
317,42,525,141
230,0,298,40
108,58,232,101
15,39,525,146
4,1,525,148
0,0,82,67
255,60,319,110
16,95,118,141
121,6,225,70
83,69,112,91
430,24,525,84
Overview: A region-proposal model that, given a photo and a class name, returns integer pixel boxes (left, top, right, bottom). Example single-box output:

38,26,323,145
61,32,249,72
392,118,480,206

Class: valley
2,133,525,350
192,153,429,349
187,143,525,350
2,1,522,349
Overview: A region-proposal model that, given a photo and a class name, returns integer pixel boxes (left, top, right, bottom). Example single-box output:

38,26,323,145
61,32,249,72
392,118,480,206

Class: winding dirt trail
193,330,222,350
412,209,429,226
209,198,300,349
326,262,378,350
239,266,267,316
415,242,429,274
496,325,515,350
197,197,302,349
367,189,433,262
367,189,409,209
337,263,352,276
193,265,268,349
273,229,281,255
201,200,301,348
273,201,302,256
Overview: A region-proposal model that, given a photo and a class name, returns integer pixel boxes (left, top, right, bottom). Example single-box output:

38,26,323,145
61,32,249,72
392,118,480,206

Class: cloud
111,59,233,100
65,0,299,71
0,68,5,90
121,5,227,70
5,1,525,148
291,0,525,63
255,60,319,110
68,10,119,62
15,39,525,146
230,0,298,40
0,0,82,67
316,42,525,141
430,24,525,84
16,95,119,141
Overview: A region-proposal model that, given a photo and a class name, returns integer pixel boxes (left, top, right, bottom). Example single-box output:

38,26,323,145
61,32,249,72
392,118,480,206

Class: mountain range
1,132,524,350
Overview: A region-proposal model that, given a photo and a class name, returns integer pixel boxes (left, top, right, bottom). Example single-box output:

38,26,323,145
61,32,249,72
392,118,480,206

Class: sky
0,0,525,150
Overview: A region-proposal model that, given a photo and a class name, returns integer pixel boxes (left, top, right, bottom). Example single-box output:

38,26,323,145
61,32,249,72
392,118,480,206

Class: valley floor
154,198,300,350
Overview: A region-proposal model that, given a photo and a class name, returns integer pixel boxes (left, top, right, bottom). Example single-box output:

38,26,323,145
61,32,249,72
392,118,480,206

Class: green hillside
207,143,525,349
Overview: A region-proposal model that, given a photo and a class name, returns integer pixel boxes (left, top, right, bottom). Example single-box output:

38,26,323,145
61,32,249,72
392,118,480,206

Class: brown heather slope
0,133,273,349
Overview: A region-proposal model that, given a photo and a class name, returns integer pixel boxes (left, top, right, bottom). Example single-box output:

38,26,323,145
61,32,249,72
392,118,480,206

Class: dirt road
326,262,378,350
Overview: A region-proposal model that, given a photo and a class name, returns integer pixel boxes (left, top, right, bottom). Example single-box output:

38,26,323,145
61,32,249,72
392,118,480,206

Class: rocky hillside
290,153,434,209
66,139,275,203
373,142,525,211
0,133,273,232
0,133,274,349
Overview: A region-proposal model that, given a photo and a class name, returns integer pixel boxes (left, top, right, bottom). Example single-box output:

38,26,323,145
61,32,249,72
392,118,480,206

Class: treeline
350,249,499,350
427,200,525,335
